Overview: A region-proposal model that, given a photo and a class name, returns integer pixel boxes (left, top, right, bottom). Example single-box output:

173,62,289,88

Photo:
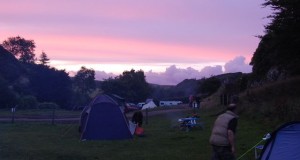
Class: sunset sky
0,0,272,85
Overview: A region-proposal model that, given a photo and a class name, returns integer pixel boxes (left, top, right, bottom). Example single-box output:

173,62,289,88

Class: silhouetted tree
2,36,36,63
250,0,300,79
73,66,96,106
39,51,50,65
102,69,151,102
28,64,73,108
73,66,96,94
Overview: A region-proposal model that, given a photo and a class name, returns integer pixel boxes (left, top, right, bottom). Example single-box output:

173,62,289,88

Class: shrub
18,95,38,109
38,102,59,109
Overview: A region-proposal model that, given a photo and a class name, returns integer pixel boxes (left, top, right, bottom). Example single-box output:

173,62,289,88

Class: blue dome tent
259,121,300,160
79,94,134,140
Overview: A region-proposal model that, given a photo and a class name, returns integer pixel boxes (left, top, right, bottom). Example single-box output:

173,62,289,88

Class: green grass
0,109,81,118
0,108,274,160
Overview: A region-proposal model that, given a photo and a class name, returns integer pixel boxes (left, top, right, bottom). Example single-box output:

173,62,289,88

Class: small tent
142,100,157,110
79,94,133,140
259,121,300,160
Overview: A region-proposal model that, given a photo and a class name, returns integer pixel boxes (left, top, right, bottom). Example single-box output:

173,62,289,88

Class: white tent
142,100,157,110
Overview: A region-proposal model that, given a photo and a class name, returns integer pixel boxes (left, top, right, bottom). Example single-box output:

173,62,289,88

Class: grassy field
0,107,275,160
0,108,81,118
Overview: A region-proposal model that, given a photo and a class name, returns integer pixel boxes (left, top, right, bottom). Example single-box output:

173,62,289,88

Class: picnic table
178,117,203,131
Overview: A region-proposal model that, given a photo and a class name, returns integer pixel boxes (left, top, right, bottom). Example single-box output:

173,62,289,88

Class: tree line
0,37,152,109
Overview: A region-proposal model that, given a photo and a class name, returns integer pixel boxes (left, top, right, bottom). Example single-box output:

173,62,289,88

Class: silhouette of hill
0,46,26,83
149,73,244,102
0,46,72,108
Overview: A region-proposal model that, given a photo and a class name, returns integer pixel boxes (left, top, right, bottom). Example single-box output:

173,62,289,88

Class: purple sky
0,0,272,85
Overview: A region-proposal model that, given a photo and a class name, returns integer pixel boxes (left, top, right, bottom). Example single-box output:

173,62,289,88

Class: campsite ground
0,106,273,160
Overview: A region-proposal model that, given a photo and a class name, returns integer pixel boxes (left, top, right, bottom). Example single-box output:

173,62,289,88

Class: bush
18,95,38,109
38,102,59,109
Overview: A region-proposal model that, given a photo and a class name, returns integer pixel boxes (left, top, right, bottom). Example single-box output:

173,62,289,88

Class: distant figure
196,97,201,109
132,111,145,137
209,103,239,160
189,95,194,108
132,111,143,127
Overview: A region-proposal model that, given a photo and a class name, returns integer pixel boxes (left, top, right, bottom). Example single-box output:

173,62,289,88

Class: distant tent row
79,94,135,140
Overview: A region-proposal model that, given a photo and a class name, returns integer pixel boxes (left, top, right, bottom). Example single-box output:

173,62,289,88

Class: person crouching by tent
209,103,239,160
132,111,145,136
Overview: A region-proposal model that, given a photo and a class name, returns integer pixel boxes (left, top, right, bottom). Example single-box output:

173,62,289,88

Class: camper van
159,101,182,107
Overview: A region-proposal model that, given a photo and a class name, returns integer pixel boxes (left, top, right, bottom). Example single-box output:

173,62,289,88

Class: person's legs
211,146,221,160
211,146,235,160
221,148,235,160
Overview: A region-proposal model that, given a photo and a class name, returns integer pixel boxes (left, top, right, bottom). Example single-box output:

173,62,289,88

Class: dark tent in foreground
259,121,300,160
79,94,134,140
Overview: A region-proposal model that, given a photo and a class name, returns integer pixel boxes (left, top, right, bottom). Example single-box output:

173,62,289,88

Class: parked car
124,103,141,113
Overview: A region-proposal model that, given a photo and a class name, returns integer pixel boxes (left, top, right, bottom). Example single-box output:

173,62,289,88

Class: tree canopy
0,44,72,109
250,0,300,79
72,66,96,106
28,64,73,108
2,36,36,63
102,69,151,102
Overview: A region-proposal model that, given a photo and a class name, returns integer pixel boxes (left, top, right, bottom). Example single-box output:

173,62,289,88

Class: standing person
132,111,143,127
189,95,194,108
131,111,145,136
209,103,239,160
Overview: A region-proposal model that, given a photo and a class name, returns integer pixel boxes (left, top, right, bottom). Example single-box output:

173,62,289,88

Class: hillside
0,46,26,83
201,76,300,127
0,46,72,109
239,76,300,125
149,72,244,102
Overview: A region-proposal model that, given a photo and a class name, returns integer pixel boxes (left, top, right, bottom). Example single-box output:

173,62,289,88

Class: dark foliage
0,46,25,82
2,36,36,63
102,69,151,103
26,64,73,109
72,66,96,107
250,0,300,79
197,77,221,96
0,76,17,107
0,46,73,109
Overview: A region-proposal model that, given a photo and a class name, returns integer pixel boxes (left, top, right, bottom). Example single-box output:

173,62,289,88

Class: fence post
51,106,56,125
11,107,16,123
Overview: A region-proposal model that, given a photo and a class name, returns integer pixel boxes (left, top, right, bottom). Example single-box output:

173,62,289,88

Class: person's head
227,103,237,112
